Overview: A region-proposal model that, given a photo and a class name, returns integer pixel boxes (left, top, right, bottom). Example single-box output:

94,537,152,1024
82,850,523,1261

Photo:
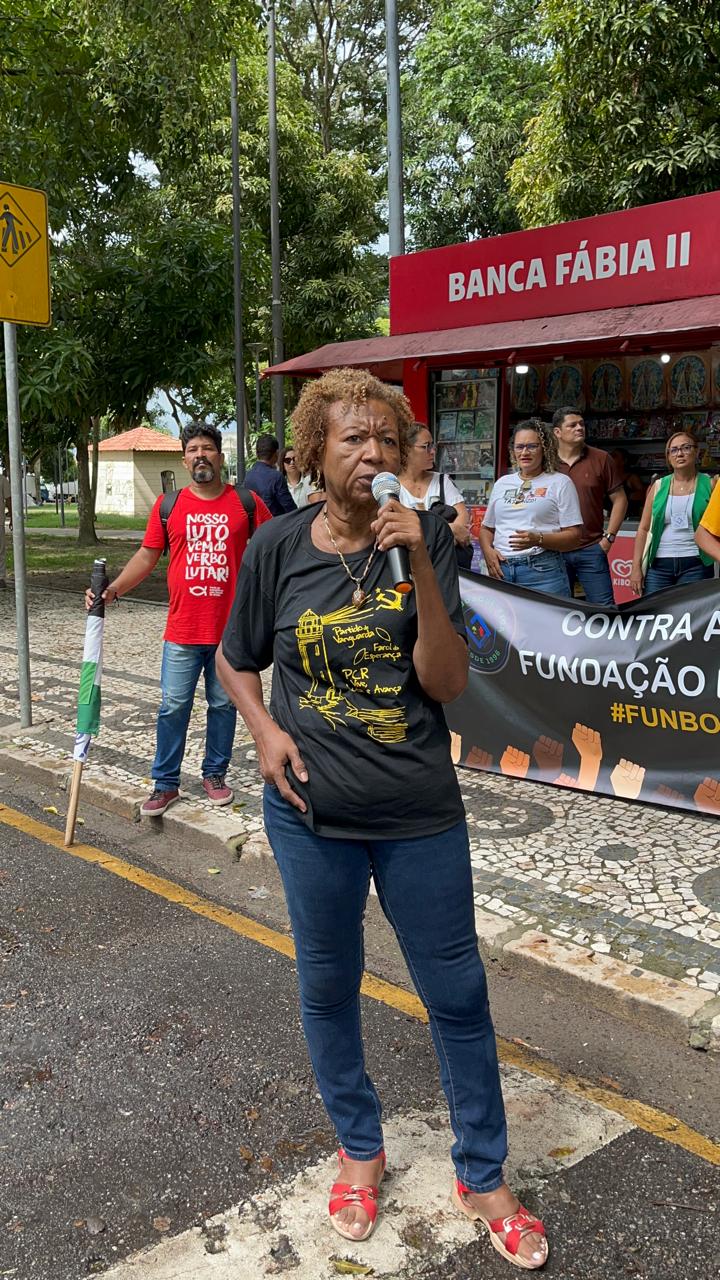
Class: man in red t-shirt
86,424,272,816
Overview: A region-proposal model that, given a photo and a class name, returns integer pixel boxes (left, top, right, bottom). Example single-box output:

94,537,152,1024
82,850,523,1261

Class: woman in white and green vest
630,432,716,597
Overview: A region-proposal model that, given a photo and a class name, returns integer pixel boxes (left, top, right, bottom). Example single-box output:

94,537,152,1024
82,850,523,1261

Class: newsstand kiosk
267,191,720,601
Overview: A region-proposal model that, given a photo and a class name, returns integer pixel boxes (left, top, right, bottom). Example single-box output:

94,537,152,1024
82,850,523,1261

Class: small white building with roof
95,427,188,518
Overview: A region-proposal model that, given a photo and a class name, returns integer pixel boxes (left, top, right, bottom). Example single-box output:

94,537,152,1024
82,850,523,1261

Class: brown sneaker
202,775,234,806
140,787,180,818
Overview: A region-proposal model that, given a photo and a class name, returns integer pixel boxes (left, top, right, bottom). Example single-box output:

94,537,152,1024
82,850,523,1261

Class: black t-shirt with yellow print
222,504,466,840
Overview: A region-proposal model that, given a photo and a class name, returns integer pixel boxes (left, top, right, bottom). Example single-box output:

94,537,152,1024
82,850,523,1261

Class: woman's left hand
372,499,426,557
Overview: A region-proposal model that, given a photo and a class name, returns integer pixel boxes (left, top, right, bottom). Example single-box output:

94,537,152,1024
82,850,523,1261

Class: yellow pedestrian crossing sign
0,181,51,327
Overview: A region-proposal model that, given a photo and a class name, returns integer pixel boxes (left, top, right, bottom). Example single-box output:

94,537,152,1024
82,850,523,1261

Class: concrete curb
0,740,269,860
1,742,717,1054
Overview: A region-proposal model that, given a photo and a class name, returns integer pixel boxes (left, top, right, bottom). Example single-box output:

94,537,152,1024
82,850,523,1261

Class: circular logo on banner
461,596,515,675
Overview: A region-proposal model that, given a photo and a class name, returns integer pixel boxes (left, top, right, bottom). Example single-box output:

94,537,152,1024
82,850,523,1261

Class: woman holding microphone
217,369,548,1269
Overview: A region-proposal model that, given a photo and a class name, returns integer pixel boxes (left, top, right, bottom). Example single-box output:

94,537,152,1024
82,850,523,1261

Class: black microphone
371,472,413,594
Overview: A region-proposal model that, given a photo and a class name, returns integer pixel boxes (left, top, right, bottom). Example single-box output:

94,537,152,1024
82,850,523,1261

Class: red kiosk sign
390,191,720,336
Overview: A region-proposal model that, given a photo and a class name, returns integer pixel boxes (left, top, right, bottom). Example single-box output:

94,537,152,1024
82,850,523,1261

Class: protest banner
447,574,720,817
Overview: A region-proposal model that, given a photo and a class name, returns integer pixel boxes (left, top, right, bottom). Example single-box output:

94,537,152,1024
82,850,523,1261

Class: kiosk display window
510,349,720,487
431,368,498,507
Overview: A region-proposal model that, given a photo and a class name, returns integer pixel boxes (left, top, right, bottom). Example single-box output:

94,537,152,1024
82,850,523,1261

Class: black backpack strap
234,484,257,536
439,473,446,504
159,488,182,555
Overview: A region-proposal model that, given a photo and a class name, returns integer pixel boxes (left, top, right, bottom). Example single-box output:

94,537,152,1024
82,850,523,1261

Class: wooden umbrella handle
64,760,84,847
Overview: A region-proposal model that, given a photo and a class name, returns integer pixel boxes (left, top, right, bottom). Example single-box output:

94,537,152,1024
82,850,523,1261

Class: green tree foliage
403,0,545,249
511,0,720,226
1,0,387,541
276,0,429,165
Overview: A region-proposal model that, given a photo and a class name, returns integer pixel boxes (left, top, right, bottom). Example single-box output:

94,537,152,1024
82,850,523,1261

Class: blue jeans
151,642,236,790
501,549,571,597
563,541,615,605
263,785,507,1191
644,556,714,596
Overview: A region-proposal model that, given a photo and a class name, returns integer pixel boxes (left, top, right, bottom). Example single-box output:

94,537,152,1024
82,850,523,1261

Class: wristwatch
604,533,616,544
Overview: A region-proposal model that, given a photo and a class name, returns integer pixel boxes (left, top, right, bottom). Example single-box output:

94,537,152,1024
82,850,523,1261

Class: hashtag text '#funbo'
609,703,720,734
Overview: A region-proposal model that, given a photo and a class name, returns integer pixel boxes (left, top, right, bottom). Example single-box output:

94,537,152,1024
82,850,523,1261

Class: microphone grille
371,472,401,501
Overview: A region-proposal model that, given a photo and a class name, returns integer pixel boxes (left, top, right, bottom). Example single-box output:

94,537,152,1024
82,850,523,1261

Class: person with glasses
479,420,582,596
630,432,716,597
278,446,320,508
398,422,472,565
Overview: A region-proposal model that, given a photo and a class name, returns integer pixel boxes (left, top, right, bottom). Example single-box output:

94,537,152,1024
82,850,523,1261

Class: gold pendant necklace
322,508,378,606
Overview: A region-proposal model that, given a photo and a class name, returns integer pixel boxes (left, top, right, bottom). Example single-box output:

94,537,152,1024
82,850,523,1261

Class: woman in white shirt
479,420,582,597
398,423,472,563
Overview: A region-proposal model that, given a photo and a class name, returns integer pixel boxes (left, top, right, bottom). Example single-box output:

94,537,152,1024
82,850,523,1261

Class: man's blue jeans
151,642,236,791
500,549,571,597
644,555,714,596
563,541,615,605
263,785,507,1192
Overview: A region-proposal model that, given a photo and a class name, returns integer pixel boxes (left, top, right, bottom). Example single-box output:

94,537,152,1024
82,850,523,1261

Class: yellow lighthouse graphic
296,609,332,696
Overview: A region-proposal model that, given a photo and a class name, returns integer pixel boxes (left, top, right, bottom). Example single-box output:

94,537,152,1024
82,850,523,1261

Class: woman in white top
479,419,582,597
398,423,472,562
279,446,319,508
630,432,715,597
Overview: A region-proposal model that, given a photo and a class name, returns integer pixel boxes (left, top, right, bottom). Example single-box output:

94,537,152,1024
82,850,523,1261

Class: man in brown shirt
553,407,627,605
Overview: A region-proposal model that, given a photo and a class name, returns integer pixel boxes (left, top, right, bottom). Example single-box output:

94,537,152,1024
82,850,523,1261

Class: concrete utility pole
267,0,285,446
3,321,32,726
385,0,405,257
231,54,247,481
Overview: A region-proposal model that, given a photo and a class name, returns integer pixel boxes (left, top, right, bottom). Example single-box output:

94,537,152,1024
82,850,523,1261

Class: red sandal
452,1179,548,1270
328,1148,386,1242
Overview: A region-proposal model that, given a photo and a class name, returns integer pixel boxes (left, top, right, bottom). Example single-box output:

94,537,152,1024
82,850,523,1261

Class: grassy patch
24,508,147,531
9,536,143,575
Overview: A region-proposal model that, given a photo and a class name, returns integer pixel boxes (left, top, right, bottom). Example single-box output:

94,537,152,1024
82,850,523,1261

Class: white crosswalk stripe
106,1066,632,1278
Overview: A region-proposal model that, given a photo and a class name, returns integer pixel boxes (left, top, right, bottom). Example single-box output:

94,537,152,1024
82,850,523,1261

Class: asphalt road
1,775,717,1279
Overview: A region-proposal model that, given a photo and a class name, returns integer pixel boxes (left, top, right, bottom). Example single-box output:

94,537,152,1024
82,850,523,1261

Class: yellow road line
2,801,718,1168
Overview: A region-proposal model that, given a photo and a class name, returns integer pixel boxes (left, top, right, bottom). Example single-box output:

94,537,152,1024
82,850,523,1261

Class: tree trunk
90,415,100,510
75,421,98,546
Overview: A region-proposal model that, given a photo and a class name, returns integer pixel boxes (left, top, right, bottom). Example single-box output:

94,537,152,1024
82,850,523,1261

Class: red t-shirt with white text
143,485,272,644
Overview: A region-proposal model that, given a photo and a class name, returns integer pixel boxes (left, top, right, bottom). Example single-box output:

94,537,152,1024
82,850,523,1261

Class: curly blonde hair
291,367,413,480
510,418,559,473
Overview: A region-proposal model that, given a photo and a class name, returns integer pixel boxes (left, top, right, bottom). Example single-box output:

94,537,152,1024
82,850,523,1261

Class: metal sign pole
267,1,285,447
385,0,406,258
3,321,32,727
230,55,247,482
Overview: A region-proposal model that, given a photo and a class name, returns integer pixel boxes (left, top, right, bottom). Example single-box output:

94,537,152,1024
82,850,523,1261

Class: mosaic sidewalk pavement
1,588,719,1029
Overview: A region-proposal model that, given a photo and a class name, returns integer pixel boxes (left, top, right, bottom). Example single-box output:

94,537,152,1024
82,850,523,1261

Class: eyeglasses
514,443,540,453
414,442,436,453
283,456,296,464
668,444,695,456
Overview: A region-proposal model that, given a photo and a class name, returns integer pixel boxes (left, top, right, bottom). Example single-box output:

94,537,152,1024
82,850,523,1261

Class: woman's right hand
256,723,309,812
629,567,644,597
484,547,506,580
